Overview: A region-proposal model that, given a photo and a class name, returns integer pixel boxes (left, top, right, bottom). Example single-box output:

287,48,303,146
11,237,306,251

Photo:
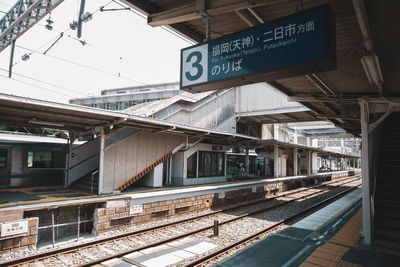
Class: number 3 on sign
181,44,208,87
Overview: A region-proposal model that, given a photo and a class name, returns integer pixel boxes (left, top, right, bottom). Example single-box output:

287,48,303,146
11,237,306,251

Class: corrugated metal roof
0,93,258,142
125,90,215,117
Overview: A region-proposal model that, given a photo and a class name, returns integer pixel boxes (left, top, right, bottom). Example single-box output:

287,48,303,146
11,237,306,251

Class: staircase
374,113,400,249
115,151,172,192
71,170,99,193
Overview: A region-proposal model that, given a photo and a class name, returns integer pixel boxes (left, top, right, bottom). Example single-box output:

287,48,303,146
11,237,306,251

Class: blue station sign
180,5,336,92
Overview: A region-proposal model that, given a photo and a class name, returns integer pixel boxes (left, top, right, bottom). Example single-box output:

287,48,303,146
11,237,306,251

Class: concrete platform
215,189,400,267
0,170,357,211
0,170,360,253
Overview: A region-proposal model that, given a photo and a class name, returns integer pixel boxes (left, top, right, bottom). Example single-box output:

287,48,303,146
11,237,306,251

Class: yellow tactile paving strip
300,209,363,267
0,186,98,208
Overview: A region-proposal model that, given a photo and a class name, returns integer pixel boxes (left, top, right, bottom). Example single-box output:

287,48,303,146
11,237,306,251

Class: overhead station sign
180,5,336,92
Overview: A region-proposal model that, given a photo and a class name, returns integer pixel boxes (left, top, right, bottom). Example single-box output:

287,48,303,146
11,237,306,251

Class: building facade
69,82,181,110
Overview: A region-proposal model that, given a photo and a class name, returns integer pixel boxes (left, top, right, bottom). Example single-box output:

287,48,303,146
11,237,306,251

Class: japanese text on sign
1,221,28,237
180,5,332,90
130,204,143,215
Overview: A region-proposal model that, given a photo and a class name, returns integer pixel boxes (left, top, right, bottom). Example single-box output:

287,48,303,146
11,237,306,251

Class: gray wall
164,89,236,133
236,83,303,114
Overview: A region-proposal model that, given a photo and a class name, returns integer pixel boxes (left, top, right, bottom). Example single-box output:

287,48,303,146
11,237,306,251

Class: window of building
186,152,197,178
27,151,65,168
198,151,225,177
0,149,8,169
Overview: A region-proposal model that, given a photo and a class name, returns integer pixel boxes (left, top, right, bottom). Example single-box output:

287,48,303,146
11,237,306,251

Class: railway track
184,183,361,267
1,175,361,267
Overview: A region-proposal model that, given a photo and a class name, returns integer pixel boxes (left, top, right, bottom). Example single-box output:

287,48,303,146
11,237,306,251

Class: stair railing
91,170,99,194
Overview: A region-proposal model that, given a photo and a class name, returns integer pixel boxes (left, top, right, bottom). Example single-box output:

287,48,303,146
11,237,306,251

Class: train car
0,132,68,187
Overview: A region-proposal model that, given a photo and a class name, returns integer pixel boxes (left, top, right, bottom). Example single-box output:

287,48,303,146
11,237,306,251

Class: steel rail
2,175,360,267
185,184,361,266
75,178,360,267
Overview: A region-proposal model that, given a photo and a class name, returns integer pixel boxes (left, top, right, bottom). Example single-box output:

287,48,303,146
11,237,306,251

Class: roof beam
282,113,297,120
168,23,204,43
122,0,156,14
0,105,110,125
317,115,360,121
260,114,278,123
147,0,284,26
235,10,256,27
121,0,204,43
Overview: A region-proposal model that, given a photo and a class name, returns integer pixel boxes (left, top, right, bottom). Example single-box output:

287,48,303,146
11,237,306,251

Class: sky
0,0,192,103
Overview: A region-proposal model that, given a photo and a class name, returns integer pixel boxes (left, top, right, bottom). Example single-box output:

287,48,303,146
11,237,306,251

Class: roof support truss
0,0,64,53
147,0,284,26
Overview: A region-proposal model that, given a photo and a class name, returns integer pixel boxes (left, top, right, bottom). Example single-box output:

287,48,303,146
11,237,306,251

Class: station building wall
172,143,229,186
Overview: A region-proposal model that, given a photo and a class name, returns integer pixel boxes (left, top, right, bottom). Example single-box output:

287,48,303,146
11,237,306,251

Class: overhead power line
0,67,89,98
0,73,76,98
15,44,148,84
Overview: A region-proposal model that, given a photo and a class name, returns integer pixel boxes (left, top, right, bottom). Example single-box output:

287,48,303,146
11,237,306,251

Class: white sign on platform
130,204,143,215
219,192,225,199
1,221,28,237
106,200,127,208
264,185,268,191
252,187,257,193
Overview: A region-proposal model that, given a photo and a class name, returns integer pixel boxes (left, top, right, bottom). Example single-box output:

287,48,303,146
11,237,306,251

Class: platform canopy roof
0,93,258,143
122,0,400,135
257,139,360,158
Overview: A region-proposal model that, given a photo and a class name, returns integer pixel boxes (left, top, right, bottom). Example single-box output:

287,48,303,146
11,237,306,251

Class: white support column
245,147,250,177
293,130,298,144
293,148,298,175
64,138,72,188
341,138,345,154
274,145,279,178
196,151,199,178
360,100,372,245
98,129,105,195
168,156,173,184
307,151,312,175
312,152,318,174
274,123,279,141
307,137,311,147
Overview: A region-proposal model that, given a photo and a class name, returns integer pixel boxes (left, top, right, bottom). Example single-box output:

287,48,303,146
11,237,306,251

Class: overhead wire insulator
81,12,92,22
21,54,30,61
69,20,78,30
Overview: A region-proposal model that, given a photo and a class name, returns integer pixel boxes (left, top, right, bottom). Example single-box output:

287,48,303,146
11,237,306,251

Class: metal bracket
368,104,391,134
196,0,210,42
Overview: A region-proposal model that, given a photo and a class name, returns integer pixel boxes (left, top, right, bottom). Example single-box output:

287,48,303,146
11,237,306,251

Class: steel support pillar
293,148,298,175
307,151,312,175
274,145,279,178
360,100,372,245
64,138,72,188
98,129,105,195
168,156,173,184
245,147,250,177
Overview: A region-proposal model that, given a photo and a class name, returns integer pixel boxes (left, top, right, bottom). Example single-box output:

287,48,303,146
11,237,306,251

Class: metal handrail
91,170,99,194
371,174,377,219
